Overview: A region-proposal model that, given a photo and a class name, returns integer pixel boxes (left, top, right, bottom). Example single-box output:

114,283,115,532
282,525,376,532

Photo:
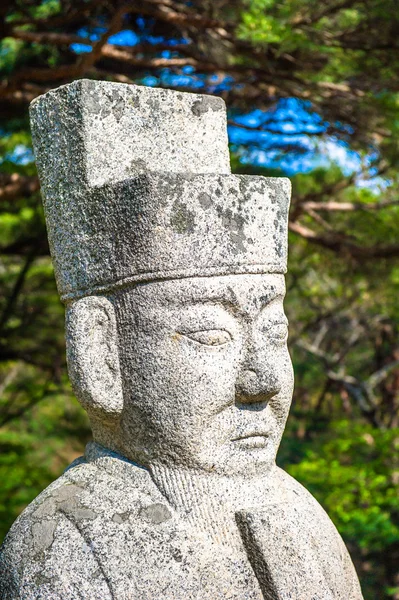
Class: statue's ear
65,296,123,420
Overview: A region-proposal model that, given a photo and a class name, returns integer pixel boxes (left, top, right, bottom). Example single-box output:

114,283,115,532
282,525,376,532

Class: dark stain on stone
147,97,160,113
230,232,247,253
128,95,140,109
51,483,95,519
33,497,57,520
215,201,250,253
54,484,84,504
238,176,251,199
154,174,185,208
198,192,212,209
274,238,284,257
112,512,130,524
172,548,183,562
265,178,283,205
220,208,246,231
85,91,102,115
93,569,103,579
170,201,195,234
57,495,78,513
273,209,285,257
141,503,172,524
130,158,147,173
34,572,54,586
227,286,239,306
72,508,98,521
31,520,56,555
259,290,276,307
191,96,222,117
111,90,125,122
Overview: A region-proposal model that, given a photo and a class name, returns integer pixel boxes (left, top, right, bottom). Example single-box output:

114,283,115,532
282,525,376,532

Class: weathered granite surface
0,442,361,599
29,173,290,302
30,79,230,191
0,81,364,599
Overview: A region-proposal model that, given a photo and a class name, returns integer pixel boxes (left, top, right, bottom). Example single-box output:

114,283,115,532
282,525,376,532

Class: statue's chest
76,508,264,600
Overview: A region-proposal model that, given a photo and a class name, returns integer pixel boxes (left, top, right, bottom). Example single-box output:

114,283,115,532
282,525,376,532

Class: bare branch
0,251,36,333
78,4,128,74
291,0,360,27
301,199,399,212
11,29,91,47
289,220,399,259
368,360,399,388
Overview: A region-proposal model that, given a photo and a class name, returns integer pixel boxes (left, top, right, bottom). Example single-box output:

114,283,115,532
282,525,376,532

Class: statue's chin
147,441,279,479
92,425,280,480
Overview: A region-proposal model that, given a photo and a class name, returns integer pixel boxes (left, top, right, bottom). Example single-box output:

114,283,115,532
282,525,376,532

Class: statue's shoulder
0,461,99,598
270,466,345,542
273,465,328,505
253,466,364,599
0,455,157,599
272,467,342,527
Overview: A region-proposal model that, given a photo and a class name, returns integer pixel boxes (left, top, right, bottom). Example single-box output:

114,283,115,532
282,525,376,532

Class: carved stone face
113,273,293,477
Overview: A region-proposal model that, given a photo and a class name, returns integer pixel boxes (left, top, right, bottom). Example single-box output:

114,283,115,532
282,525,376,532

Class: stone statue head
30,80,292,478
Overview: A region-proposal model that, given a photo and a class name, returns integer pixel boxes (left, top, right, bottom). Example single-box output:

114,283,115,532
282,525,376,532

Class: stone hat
30,80,291,302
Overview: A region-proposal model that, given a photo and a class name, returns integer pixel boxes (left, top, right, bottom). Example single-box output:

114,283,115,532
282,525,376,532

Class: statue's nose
235,368,280,405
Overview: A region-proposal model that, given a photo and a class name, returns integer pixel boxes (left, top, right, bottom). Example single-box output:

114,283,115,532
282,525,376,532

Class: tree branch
289,220,399,259
0,251,36,333
301,199,399,212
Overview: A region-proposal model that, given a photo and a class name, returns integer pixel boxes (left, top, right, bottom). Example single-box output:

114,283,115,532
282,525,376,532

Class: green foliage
238,0,308,49
0,38,24,75
0,376,90,540
6,0,62,23
285,420,399,552
279,418,399,599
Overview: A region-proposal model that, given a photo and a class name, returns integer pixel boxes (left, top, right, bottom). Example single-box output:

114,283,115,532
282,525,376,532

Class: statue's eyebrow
178,289,285,318
258,292,284,308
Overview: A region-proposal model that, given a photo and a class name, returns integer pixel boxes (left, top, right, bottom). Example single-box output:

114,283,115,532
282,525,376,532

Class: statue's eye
183,329,232,346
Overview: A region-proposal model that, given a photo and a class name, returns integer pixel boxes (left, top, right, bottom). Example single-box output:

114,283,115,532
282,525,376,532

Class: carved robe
0,443,363,600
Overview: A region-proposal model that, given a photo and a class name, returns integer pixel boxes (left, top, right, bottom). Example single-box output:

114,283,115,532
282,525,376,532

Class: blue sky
66,25,387,187
0,24,387,190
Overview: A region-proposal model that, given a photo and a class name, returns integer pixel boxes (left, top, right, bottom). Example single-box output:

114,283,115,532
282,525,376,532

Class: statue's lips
231,432,271,449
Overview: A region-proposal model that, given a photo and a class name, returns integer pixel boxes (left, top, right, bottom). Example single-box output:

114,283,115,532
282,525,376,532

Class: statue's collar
83,441,283,547
84,441,278,510
83,441,151,487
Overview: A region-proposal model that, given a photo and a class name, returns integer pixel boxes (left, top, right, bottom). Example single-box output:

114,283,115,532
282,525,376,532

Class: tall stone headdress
30,80,291,302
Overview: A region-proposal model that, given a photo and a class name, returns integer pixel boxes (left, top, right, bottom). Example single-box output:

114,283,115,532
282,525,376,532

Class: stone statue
0,80,364,600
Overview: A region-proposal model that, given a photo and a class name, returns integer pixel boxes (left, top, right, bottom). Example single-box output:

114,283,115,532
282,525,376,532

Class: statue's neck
150,461,275,510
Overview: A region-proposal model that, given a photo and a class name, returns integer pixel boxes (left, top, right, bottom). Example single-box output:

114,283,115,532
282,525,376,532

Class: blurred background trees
0,1,399,598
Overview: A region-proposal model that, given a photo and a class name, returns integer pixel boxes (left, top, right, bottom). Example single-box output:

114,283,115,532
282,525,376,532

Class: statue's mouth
231,432,271,449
